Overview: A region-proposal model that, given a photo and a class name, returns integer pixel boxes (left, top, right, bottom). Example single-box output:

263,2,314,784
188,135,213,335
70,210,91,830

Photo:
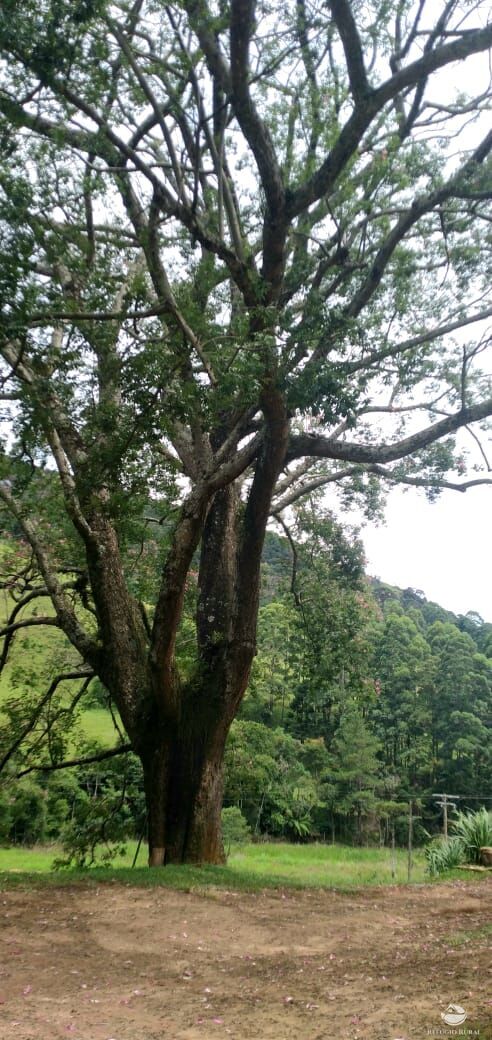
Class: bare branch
328,0,370,104
345,306,492,375
366,464,492,493
288,398,492,465
15,742,132,780
287,21,492,217
272,467,361,512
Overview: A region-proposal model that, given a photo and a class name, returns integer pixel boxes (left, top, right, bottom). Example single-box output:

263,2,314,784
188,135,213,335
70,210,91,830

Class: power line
445,794,492,800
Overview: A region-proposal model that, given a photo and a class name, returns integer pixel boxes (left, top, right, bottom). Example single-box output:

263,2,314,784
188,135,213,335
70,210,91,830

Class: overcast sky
358,485,492,622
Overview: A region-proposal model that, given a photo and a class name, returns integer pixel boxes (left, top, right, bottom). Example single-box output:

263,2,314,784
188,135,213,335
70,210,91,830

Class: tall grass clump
425,836,465,877
452,807,492,864
425,807,492,875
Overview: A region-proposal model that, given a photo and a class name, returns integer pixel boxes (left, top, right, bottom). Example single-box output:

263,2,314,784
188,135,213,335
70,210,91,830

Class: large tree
0,0,491,864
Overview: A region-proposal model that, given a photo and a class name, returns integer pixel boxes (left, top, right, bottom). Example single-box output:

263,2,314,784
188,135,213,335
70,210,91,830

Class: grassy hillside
0,546,120,751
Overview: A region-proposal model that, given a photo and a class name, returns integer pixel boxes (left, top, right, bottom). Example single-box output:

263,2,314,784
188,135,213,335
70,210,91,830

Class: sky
358,484,492,622
337,25,492,626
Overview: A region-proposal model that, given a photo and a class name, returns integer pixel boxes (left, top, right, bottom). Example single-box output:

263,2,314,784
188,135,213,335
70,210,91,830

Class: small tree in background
325,709,382,843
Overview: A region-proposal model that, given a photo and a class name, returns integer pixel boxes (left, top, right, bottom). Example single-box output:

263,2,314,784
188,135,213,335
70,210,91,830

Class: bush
425,807,492,875
451,807,492,864
1,780,46,845
425,836,464,876
221,807,251,854
44,773,88,839
55,750,145,868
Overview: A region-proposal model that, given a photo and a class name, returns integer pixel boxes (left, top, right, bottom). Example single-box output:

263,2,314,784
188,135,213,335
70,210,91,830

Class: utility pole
407,800,421,882
408,800,413,882
433,793,460,838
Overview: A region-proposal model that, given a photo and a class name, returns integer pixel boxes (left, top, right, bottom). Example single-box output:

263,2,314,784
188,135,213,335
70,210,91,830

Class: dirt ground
0,879,491,1040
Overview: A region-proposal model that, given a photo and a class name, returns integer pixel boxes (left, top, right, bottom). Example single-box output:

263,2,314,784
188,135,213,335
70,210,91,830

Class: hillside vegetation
1,520,491,863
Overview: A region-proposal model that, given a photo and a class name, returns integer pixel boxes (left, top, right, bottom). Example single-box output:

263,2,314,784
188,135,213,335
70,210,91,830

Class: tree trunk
141,716,227,866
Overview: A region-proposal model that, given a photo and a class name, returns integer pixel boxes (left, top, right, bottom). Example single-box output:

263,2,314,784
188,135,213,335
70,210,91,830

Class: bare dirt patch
0,879,491,1039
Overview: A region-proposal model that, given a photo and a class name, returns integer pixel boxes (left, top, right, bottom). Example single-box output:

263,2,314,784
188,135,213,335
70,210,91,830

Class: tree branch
328,0,370,104
286,21,492,217
366,464,492,494
0,669,94,776
344,305,492,375
0,483,100,665
15,742,132,779
288,399,492,465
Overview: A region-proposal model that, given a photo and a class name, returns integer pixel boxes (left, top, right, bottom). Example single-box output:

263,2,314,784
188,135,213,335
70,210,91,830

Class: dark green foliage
425,807,492,874
221,806,251,854
322,708,382,843
224,721,322,840
55,752,146,868
0,780,46,844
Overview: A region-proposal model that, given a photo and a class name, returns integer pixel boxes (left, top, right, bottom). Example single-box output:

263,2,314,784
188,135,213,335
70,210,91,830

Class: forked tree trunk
138,396,290,866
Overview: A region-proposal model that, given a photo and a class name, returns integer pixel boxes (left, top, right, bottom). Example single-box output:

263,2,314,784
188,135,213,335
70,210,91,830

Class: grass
77,706,121,744
0,840,430,891
228,841,428,886
445,922,492,947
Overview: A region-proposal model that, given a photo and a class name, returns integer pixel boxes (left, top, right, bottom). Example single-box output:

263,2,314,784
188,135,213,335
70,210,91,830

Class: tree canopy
0,0,491,863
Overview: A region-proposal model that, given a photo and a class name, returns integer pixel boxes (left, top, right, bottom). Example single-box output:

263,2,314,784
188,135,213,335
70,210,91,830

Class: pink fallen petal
212,1018,224,1025
22,986,32,996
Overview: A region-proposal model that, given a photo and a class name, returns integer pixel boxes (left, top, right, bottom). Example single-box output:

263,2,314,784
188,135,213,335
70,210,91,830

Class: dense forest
231,521,492,846
1,511,491,863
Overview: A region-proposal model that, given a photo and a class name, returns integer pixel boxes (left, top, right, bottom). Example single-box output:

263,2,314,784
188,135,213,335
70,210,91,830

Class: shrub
425,807,492,875
221,806,251,855
55,750,145,868
451,807,492,865
5,780,46,845
425,836,464,876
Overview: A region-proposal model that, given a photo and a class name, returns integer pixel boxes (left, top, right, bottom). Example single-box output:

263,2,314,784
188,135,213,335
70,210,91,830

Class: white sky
359,485,492,622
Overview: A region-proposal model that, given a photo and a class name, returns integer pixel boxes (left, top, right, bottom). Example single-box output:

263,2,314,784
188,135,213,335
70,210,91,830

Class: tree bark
141,712,227,865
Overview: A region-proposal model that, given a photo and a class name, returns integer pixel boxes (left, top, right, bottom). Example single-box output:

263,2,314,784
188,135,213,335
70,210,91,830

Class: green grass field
0,840,430,890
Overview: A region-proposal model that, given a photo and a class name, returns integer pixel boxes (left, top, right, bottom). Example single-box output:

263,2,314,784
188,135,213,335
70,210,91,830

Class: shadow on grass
0,863,307,892
1,861,486,893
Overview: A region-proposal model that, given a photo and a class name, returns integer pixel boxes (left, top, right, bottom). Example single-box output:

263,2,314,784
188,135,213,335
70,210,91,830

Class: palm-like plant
451,808,492,865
